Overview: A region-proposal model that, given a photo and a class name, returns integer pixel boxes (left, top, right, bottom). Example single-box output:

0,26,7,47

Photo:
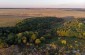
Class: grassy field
0,8,85,27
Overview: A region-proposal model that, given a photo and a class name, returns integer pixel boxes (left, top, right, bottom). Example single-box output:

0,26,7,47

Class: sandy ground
0,9,85,27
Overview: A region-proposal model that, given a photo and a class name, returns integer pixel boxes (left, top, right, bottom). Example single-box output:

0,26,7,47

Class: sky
0,0,85,8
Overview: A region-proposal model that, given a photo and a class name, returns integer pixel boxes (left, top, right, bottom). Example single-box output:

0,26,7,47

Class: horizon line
0,7,85,9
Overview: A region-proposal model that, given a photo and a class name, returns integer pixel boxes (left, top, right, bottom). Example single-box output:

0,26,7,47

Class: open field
0,8,85,27
0,16,24,27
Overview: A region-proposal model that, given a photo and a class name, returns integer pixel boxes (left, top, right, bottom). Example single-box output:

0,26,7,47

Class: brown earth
0,8,85,27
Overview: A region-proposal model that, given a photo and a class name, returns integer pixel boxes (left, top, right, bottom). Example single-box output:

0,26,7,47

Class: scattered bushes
57,20,85,39
0,16,85,52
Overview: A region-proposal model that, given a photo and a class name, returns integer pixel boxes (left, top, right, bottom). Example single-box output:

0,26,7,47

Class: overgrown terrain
0,17,85,55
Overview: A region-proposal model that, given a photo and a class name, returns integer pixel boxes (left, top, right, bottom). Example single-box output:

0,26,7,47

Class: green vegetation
57,19,85,39
0,17,85,55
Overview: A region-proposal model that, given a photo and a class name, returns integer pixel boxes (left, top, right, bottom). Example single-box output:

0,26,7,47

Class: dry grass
0,9,85,27
0,17,23,27
0,9,85,18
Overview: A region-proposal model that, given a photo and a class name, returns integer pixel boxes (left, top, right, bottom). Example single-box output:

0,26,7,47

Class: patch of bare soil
0,45,20,55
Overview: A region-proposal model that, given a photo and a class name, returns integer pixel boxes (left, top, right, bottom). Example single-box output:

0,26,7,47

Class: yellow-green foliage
50,43,57,49
57,30,69,37
78,23,84,28
83,32,85,36
61,40,66,45
17,33,23,37
31,34,37,41
57,20,85,38
35,39,41,45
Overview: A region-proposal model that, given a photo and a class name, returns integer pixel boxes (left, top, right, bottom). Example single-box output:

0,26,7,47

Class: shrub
22,36,27,43
23,31,29,37
40,37,45,41
35,39,41,45
31,33,37,41
17,38,22,44
0,39,8,48
17,33,23,37
7,33,15,44
61,40,67,45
